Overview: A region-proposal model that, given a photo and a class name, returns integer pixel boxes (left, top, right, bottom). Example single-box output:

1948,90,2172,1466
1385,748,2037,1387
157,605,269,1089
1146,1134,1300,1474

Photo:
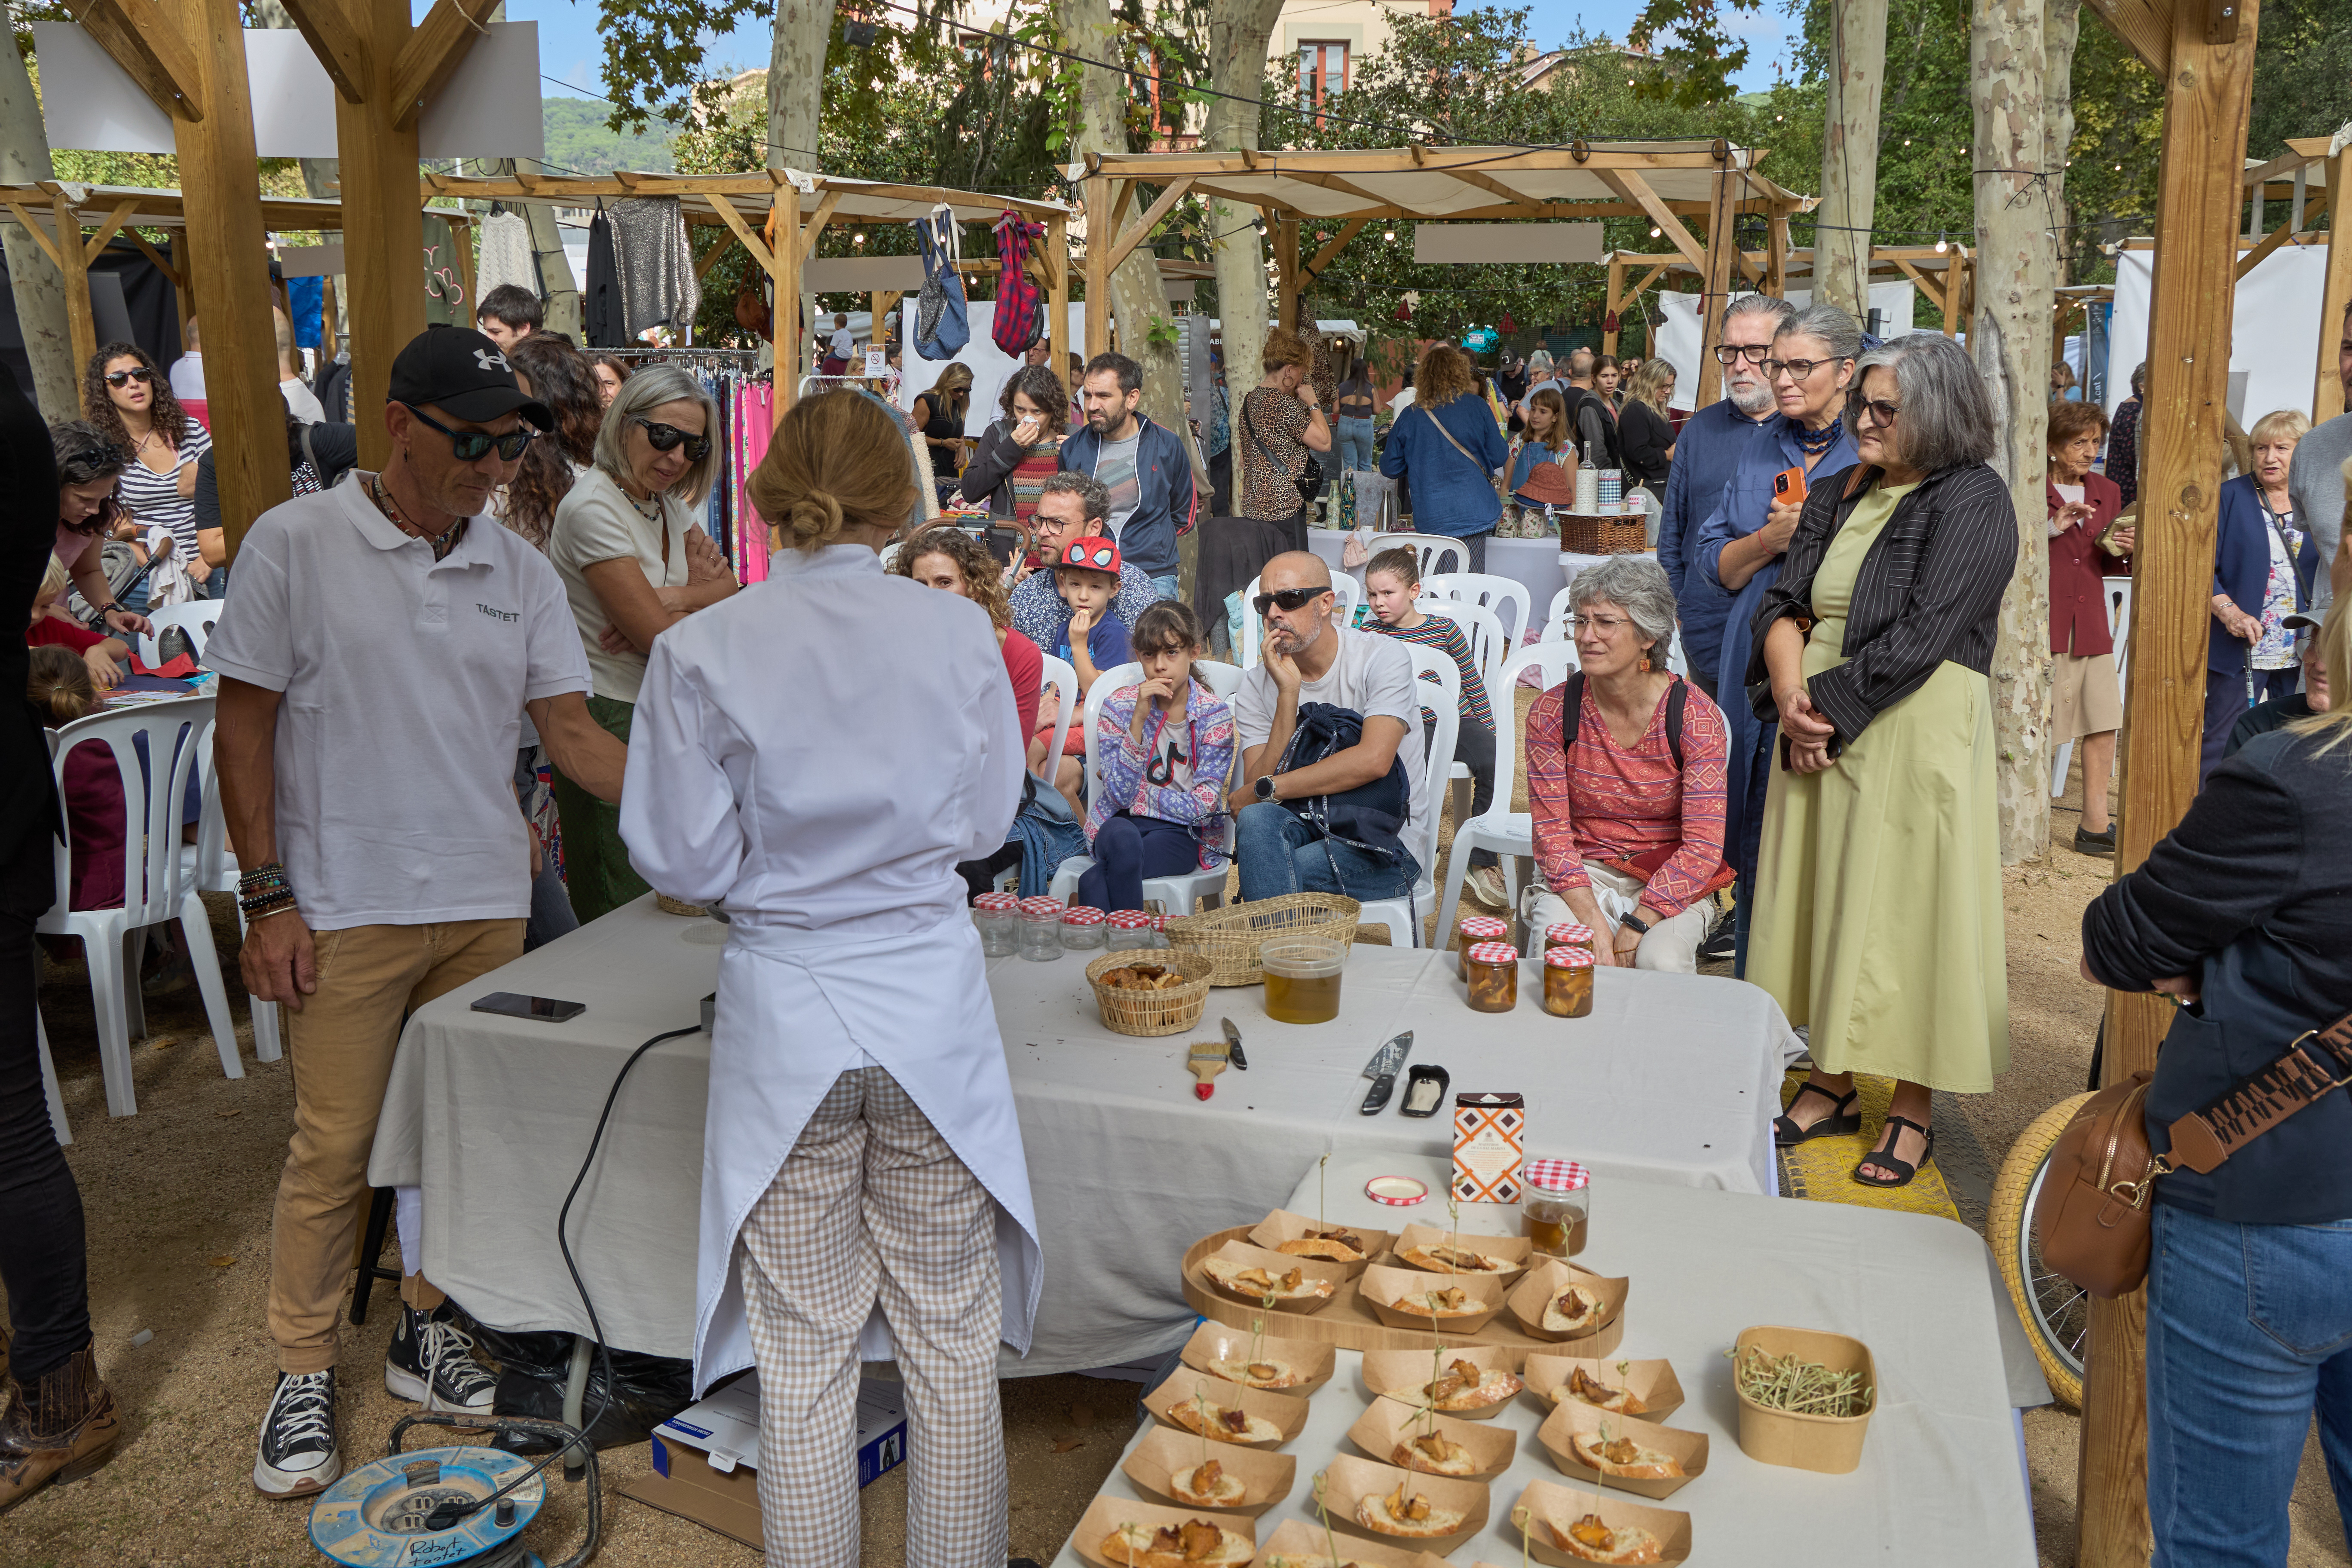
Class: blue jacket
1059,414,1195,579
1658,398,1777,682
1379,396,1509,537
1694,421,1859,882
2210,472,2306,676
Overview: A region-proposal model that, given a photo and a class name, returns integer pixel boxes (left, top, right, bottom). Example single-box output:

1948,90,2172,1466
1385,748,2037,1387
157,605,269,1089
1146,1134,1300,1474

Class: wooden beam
1275,217,1300,332
693,234,738,282
339,0,428,472
793,187,846,263
1274,169,1412,211
50,192,95,374
1890,256,1948,314
1105,176,1194,275
1084,175,1112,359
1047,212,1070,372
277,0,372,102
391,0,499,132
125,228,178,286
2235,188,2329,281
1297,217,1367,288
1604,256,1624,355
2315,144,2352,423
2,203,62,272
1693,168,1739,410
175,0,290,555
168,232,194,349
80,199,140,265
775,180,803,423
1943,250,1967,337
444,215,475,315
2083,0,2170,74
80,0,206,122
2081,1,2262,1561
1599,170,1708,273
705,193,780,278
1766,211,1791,299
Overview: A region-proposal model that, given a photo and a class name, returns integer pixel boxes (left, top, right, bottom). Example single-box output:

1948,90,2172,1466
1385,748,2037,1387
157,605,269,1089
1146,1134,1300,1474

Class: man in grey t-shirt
2295,301,2352,616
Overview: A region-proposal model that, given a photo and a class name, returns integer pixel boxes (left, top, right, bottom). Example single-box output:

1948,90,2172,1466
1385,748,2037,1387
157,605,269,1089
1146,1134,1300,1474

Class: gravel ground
1,741,2344,1566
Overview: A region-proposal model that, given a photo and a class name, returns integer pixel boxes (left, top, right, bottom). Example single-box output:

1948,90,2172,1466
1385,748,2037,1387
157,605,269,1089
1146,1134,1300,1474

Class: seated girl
1360,547,1504,906
28,556,131,691
1079,600,1234,913
1507,387,1578,511
28,646,126,911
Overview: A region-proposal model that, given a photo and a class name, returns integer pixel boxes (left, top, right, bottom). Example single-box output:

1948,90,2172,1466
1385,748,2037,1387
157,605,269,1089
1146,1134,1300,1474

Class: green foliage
1626,0,1765,108
541,97,675,176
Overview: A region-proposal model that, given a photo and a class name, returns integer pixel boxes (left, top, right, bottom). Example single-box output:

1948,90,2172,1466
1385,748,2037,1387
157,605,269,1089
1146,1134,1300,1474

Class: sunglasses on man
635,418,712,462
103,368,155,388
1252,586,1331,617
401,402,537,462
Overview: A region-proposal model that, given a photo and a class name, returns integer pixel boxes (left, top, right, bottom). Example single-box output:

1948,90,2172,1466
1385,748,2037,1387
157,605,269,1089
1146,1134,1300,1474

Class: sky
467,0,1800,108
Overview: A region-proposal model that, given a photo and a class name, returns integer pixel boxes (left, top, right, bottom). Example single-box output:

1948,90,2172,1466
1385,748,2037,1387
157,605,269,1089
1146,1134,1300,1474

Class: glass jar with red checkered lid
1455,914,1507,981
1060,905,1108,951
1106,910,1156,952
1017,896,1065,961
972,891,1020,957
1522,1156,1590,1258
1463,941,1519,1013
1542,944,1594,1019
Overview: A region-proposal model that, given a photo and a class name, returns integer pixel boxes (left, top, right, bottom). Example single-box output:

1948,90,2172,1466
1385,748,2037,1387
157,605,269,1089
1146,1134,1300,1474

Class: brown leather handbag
2037,1009,2352,1298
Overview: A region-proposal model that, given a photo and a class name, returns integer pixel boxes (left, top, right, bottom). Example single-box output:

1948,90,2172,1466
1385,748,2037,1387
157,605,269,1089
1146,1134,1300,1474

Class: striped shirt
1526,677,1729,922
116,422,212,560
1007,439,1062,526
1366,612,1494,734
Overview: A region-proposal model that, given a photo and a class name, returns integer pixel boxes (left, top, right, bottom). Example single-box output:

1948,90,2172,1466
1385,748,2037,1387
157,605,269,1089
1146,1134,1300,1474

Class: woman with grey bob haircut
1747,324,2016,1189
547,360,738,922
1522,554,1734,975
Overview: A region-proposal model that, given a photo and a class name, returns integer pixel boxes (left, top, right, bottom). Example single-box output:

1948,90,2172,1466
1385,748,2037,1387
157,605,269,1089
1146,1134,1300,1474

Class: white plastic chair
1434,642,1581,942
1238,574,1361,668
1418,600,1509,827
1354,644,1460,948
135,600,221,667
1421,572,1531,649
995,652,1084,894
38,1007,68,1145
39,697,240,1116
176,718,282,1062
1381,534,1469,582
2051,577,2137,798
1048,661,1245,916
1543,581,1690,676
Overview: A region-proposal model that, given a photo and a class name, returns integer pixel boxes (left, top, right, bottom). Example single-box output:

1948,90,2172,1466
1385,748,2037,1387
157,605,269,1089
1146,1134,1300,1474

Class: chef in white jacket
619,389,1038,1568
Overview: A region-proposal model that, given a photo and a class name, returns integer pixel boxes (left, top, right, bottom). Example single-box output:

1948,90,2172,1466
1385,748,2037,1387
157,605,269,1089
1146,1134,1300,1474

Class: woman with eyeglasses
1691,303,1861,978
548,364,738,922
1747,332,2016,1189
83,342,210,609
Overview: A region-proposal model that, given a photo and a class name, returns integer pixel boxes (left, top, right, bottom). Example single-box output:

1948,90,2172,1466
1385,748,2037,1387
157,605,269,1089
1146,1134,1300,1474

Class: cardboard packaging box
619,1373,908,1549
1452,1091,1526,1203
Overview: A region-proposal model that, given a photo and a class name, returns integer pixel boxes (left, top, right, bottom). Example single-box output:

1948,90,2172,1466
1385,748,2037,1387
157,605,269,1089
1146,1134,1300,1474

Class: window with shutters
1297,41,1348,122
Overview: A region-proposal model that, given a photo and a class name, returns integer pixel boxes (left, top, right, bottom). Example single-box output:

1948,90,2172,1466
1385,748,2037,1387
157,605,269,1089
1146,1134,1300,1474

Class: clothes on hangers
476,211,537,302
583,206,622,348
608,198,702,341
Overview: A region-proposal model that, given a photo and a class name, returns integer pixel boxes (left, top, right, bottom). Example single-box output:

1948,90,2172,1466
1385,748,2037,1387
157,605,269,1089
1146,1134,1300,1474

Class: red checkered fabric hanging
992,210,1046,355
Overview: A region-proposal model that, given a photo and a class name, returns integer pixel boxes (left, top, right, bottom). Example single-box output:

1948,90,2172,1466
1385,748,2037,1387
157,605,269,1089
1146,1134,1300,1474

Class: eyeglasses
1252,586,1332,616
1568,614,1632,634
1853,397,1902,429
103,368,155,388
1762,358,1835,383
634,418,712,462
401,402,536,462
1712,344,1773,365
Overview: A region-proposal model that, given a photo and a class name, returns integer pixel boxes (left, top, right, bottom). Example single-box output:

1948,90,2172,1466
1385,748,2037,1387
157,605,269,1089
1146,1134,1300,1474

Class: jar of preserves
1455,916,1506,980
1544,922,1594,959
1522,1157,1591,1258
1542,945,1594,1017
1060,906,1108,950
973,891,1020,957
1017,897,1065,961
1464,942,1519,1013
1106,910,1156,951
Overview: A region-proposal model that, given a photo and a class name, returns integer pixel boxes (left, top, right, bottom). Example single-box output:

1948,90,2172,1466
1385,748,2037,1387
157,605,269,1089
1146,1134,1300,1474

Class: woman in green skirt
548,363,738,921
1746,332,2016,1188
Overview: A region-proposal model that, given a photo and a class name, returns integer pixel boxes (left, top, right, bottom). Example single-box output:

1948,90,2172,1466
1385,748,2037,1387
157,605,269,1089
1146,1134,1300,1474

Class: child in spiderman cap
1028,535,1133,816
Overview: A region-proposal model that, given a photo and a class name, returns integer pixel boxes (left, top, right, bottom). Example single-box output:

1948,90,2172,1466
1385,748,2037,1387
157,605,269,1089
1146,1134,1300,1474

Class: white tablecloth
370,897,1798,1374
1051,1153,2040,1568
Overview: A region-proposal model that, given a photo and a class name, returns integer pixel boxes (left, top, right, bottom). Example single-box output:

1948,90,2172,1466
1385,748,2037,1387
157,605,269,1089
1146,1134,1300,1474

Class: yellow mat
1776,1070,1963,1222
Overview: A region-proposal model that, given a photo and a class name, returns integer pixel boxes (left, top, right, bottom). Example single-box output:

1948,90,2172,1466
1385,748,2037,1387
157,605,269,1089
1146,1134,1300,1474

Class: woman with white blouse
546,364,736,922
83,342,211,607
620,390,1038,1568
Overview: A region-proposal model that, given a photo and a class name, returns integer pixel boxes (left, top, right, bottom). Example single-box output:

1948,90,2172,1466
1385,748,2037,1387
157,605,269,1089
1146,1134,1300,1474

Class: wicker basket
1556,512,1651,556
1085,951,1215,1038
1164,893,1361,987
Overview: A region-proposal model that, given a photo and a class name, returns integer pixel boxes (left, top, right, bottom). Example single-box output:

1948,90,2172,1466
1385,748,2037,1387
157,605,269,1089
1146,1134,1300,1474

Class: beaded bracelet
238,861,290,897
240,892,298,919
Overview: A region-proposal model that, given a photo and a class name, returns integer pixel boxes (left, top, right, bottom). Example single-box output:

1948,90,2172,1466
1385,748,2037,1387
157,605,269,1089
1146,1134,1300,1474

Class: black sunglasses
401,402,536,462
1853,397,1902,428
634,418,712,462
104,368,155,388
1252,586,1331,617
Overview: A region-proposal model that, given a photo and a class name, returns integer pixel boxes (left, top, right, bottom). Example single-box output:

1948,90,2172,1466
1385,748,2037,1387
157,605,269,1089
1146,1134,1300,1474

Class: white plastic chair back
2106,576,2132,697
1035,652,1079,778
1238,573,1361,669
1540,583,1577,644
1384,534,1469,581
1432,641,1580,941
136,600,222,667
1078,661,1145,821
1417,600,1510,710
1353,644,1459,947
51,699,211,928
1421,571,1531,649
1047,660,1246,914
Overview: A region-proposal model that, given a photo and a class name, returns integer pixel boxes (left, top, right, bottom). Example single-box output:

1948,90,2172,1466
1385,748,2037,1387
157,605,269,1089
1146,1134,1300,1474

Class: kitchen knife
1221,1017,1248,1071
1359,1030,1413,1115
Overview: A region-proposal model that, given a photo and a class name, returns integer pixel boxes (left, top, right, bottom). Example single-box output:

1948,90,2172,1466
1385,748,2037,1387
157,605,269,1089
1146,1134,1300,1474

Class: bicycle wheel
1988,1091,2095,1409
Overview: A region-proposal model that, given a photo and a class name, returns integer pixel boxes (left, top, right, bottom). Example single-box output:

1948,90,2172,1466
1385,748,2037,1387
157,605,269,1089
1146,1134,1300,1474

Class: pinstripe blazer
1746,460,2018,748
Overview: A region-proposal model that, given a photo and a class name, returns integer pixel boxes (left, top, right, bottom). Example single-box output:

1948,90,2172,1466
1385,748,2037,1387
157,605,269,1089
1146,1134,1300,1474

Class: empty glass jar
973,891,1020,957
1060,906,1107,951
1018,897,1065,961
1106,910,1155,951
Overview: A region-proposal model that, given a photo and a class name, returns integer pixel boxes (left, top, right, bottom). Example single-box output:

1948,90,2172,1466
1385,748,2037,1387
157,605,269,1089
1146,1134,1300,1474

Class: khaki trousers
738,1067,1006,1568
268,919,523,1373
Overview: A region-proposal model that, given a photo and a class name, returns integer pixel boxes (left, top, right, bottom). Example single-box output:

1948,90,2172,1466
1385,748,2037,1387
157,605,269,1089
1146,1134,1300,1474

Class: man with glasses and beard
208,328,629,1501
1657,296,1798,704
1231,551,1428,902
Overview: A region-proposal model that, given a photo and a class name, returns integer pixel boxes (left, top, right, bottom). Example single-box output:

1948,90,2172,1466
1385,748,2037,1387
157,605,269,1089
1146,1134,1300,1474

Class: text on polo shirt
477,603,521,623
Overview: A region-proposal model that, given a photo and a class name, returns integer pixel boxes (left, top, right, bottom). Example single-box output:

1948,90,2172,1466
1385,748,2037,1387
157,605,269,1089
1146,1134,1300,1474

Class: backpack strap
1564,669,1684,771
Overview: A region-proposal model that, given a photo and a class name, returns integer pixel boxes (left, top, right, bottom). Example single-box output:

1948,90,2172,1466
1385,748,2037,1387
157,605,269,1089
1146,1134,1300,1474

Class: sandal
1772,1082,1860,1148
1852,1115,1935,1188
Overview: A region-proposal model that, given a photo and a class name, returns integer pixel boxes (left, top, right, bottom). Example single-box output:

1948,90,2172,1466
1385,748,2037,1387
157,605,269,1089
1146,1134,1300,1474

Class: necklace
1793,417,1843,455
367,472,466,561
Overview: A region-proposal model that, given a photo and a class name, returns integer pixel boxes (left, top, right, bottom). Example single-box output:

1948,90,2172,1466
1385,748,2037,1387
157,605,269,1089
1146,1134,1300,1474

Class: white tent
1654,282,1921,412
2107,240,2329,423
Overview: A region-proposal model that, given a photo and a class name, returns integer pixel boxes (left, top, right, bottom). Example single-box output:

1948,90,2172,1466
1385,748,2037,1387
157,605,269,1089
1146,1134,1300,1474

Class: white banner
1655,281,1920,411
2106,242,2328,423
898,302,1090,435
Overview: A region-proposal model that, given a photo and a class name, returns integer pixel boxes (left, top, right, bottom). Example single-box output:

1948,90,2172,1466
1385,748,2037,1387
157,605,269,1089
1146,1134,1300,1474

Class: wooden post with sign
2316,140,2352,424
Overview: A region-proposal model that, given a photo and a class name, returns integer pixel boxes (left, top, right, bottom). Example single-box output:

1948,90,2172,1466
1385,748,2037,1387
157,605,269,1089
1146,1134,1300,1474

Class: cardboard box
619,1373,907,1550
1451,1092,1526,1204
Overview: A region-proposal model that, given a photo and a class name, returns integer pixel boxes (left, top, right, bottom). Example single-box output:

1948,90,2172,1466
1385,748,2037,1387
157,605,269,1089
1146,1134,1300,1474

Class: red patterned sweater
1526,676,1731,922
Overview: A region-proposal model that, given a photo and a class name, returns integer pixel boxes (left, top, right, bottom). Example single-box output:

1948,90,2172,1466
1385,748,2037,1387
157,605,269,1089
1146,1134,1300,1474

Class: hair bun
785,491,845,542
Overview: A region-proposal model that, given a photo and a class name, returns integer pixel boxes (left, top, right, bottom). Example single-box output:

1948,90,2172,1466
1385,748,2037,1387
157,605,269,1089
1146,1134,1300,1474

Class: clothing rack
610,355,777,586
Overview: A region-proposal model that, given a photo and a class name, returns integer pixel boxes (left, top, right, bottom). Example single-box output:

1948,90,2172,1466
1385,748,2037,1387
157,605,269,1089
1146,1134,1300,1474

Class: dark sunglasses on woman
634,418,712,462
104,368,155,388
1252,586,1330,616
400,402,536,462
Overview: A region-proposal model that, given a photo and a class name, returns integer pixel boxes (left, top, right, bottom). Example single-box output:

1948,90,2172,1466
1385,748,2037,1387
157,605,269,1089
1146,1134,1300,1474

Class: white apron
692,910,1042,1396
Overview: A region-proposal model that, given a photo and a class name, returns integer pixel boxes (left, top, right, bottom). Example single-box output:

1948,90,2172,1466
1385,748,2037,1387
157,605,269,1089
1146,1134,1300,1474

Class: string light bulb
1935,233,1949,254
1648,225,1662,238
852,232,867,245
1383,228,1396,242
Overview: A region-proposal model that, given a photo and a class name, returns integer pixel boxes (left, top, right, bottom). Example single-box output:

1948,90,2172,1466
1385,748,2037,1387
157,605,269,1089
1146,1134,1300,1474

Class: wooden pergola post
168,233,194,343
775,179,803,421
1084,172,1113,359
1603,256,1624,355
46,190,96,373
2074,2,2262,1563
1765,210,1790,299
2316,139,2352,424
1694,167,1739,410
1047,211,1071,370
1274,217,1300,335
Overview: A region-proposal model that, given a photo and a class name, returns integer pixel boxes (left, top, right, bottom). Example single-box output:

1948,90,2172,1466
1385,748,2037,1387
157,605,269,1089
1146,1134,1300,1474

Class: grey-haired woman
548,362,738,921
1749,332,2017,1188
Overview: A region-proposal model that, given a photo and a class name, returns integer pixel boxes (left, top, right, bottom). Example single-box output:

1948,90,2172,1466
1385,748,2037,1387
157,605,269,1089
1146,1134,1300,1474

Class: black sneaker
384,1302,498,1414
1698,908,1737,963
252,1369,338,1498
2073,824,2116,858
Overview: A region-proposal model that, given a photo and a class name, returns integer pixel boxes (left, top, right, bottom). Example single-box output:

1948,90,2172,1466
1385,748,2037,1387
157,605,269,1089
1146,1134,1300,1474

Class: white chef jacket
619,542,1037,1396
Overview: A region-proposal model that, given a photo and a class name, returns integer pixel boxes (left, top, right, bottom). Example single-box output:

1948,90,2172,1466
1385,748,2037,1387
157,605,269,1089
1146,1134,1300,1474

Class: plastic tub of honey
1260,936,1345,1024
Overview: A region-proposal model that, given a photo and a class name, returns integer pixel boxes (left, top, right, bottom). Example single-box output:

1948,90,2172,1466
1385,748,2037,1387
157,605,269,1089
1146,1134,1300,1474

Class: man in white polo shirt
207,327,628,1500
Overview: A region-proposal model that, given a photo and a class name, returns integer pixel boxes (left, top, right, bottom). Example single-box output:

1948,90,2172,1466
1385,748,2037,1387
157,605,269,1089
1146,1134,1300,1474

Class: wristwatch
1253,774,1280,802
1618,913,1652,937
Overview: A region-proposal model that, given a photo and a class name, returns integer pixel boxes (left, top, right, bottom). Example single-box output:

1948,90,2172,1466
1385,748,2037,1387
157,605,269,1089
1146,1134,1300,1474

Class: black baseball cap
388,327,554,430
